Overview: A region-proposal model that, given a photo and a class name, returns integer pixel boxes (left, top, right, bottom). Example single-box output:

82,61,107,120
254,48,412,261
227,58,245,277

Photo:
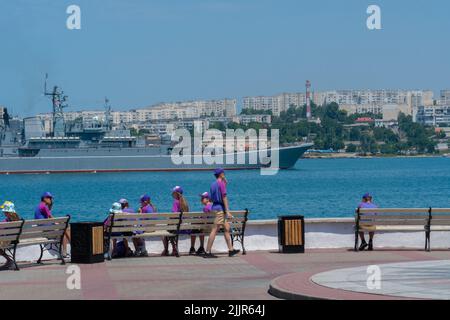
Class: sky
0,0,449,116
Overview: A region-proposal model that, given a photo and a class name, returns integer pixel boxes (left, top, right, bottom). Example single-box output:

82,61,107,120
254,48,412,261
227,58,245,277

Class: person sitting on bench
357,193,378,251
0,201,20,271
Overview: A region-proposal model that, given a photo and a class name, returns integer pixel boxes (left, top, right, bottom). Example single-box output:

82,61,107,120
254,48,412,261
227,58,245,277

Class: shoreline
303,153,446,159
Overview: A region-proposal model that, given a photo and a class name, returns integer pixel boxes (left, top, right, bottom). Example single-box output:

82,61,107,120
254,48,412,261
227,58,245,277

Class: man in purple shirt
357,193,378,251
34,192,54,219
204,168,240,258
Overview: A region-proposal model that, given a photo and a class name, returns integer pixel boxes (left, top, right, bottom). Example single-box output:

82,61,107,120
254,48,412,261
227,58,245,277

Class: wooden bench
16,216,71,267
355,208,431,251
0,220,25,271
105,212,182,259
179,210,249,255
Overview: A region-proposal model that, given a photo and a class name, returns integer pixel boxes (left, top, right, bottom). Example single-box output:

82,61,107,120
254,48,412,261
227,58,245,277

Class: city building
233,114,272,126
414,105,450,126
243,89,434,117
440,90,450,105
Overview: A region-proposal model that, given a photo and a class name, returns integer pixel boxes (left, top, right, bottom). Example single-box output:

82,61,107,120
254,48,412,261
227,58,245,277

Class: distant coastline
303,153,447,159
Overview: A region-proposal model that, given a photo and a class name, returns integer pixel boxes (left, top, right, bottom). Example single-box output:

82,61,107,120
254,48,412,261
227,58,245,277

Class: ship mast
104,97,112,131
44,74,68,137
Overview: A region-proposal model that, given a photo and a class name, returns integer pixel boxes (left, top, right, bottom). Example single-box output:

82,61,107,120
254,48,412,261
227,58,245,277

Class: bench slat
0,235,20,241
114,213,180,219
360,225,427,231
359,215,429,220
22,224,67,233
112,225,179,232
0,221,23,229
0,228,22,236
359,208,430,214
20,230,65,240
430,209,450,213
112,219,179,226
23,217,69,227
360,220,428,226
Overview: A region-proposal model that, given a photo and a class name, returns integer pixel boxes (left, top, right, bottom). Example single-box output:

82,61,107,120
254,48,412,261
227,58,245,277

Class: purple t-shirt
34,202,52,219
358,202,378,215
123,208,135,214
203,203,213,213
140,204,154,214
172,199,181,213
210,179,227,212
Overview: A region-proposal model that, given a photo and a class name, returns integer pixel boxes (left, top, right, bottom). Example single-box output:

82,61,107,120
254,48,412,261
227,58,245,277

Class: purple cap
119,198,128,204
172,186,183,194
41,192,53,199
140,194,151,202
200,192,210,199
214,168,225,177
362,193,372,199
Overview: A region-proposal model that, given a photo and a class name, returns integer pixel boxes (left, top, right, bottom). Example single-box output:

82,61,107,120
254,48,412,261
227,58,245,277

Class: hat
1,201,16,214
119,198,129,205
172,186,183,194
109,202,122,214
362,193,372,199
199,192,210,199
214,168,225,177
41,192,53,199
140,194,151,202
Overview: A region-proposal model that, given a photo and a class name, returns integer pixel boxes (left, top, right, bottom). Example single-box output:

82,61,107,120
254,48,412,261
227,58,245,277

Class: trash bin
278,216,305,253
70,222,105,264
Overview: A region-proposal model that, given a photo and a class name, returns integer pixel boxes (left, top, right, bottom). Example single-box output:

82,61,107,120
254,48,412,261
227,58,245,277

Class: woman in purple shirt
134,195,156,257
162,186,189,256
34,192,71,258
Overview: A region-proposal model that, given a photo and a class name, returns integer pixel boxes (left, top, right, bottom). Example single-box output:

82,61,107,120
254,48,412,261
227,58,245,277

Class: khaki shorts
213,211,226,225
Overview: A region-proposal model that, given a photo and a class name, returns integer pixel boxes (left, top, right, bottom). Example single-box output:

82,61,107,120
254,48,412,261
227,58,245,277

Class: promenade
1,249,450,300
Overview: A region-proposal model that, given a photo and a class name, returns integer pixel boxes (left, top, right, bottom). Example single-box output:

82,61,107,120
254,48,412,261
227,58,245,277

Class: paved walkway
1,249,450,300
311,260,450,300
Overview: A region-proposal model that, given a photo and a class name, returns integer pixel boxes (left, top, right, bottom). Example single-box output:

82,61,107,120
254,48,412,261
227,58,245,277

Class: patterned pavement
1,249,450,300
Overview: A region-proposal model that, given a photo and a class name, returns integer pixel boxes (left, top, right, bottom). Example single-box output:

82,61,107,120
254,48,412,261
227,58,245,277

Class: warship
0,81,312,174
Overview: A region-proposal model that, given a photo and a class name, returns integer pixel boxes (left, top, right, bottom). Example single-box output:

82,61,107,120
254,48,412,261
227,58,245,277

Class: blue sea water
1,157,450,222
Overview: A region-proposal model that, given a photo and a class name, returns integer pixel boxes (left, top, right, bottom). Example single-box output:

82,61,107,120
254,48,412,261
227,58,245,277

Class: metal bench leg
37,244,44,264
10,245,20,271
426,232,431,252
58,244,66,265
354,231,359,252
170,237,180,258
241,236,247,255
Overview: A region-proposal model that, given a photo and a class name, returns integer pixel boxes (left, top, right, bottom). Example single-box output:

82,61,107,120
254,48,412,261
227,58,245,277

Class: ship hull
0,144,312,174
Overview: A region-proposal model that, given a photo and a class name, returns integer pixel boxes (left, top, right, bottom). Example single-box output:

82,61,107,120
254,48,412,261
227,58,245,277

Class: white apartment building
440,90,450,105
233,114,272,125
133,99,237,123
414,105,450,126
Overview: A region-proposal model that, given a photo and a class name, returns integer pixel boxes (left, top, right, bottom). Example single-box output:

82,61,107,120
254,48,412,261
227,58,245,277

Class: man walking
204,168,240,258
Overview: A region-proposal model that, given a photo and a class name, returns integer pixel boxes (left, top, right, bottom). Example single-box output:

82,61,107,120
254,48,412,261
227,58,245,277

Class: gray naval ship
0,84,312,174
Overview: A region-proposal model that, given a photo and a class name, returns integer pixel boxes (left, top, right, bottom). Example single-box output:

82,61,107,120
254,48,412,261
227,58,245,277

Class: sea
1,157,450,222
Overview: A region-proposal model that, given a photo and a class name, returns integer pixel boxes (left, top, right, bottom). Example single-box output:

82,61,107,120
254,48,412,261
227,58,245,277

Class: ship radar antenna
104,97,112,130
43,74,68,137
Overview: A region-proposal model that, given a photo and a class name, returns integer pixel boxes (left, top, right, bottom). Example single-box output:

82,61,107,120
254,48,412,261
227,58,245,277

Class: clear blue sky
1,0,449,116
